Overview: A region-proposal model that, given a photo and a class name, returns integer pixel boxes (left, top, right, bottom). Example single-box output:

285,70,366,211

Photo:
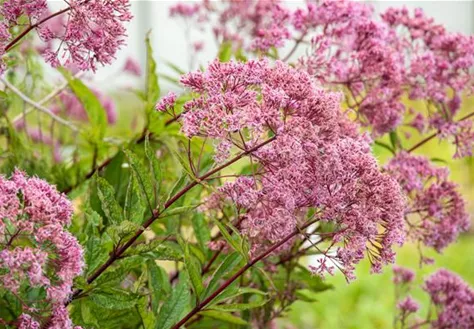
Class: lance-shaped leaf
145,33,160,115
59,68,107,141
202,253,243,300
96,176,124,225
124,174,146,224
147,260,171,313
199,310,247,325
145,136,162,200
124,149,155,213
155,275,191,329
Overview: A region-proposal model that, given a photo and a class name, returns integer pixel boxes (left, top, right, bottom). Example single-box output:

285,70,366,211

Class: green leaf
147,260,170,312
214,221,246,257
89,288,139,310
162,205,196,218
126,241,182,260
145,32,160,115
124,174,146,224
203,253,242,300
107,220,141,243
59,68,107,140
192,213,211,251
389,131,400,150
199,310,247,325
97,176,124,225
212,287,267,305
124,149,155,212
155,276,190,329
209,300,267,312
166,173,188,204
145,135,162,199
184,242,204,300
218,42,233,62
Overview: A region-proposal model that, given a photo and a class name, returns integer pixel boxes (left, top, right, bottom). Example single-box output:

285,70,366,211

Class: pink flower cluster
39,0,132,71
174,59,405,279
1,0,132,72
424,269,474,329
393,267,474,329
385,152,470,253
0,170,83,328
170,0,291,52
172,1,474,156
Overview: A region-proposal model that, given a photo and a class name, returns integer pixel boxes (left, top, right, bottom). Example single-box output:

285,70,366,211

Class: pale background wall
47,1,474,88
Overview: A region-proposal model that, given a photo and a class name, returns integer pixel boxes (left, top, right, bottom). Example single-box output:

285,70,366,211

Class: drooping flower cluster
385,152,470,253
170,0,291,52
1,0,132,72
0,170,83,328
424,269,474,329
175,59,405,279
393,268,474,329
171,0,474,157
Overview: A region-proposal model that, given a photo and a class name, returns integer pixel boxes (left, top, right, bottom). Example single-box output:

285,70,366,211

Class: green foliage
60,68,107,141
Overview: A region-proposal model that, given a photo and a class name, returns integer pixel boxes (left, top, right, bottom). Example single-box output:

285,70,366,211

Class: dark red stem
171,217,319,329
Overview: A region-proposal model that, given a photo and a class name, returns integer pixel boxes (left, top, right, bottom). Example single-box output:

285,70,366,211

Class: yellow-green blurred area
278,96,474,329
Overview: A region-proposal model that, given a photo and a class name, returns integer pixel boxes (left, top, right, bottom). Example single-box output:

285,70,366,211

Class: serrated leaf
89,288,139,310
184,243,204,300
203,253,242,300
199,310,247,325
155,276,190,329
97,176,124,225
147,260,170,313
124,174,146,224
124,149,155,212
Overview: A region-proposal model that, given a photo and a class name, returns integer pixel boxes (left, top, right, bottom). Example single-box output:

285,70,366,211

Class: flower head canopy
175,59,405,279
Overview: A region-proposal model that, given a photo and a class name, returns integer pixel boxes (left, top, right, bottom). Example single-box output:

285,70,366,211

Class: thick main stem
171,217,319,329
71,136,276,296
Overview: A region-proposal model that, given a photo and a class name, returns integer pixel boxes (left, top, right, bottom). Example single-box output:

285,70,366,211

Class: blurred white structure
48,1,472,88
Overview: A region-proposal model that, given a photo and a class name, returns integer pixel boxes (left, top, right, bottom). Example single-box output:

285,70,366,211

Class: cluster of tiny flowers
0,0,132,72
169,0,291,52
385,152,470,253
0,0,48,71
424,269,474,329
172,1,474,156
38,0,132,71
172,59,405,279
393,265,415,285
393,267,474,329
0,170,83,328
